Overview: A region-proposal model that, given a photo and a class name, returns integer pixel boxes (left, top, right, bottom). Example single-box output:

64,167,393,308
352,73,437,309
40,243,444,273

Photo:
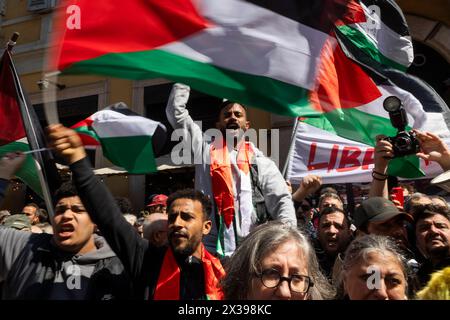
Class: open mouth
326,239,338,248
57,224,75,238
170,231,188,240
429,237,443,245
226,123,240,130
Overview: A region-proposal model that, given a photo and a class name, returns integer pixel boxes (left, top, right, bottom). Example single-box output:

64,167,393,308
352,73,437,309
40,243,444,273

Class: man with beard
166,83,296,258
315,207,353,279
47,124,225,300
414,205,450,286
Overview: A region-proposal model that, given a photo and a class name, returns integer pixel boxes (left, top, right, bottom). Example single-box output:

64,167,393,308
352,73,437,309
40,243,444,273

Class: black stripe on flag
360,0,410,37
244,0,356,34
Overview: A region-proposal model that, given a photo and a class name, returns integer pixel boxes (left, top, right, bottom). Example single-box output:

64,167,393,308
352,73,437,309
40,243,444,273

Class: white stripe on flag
348,2,413,66
91,110,161,138
161,0,334,90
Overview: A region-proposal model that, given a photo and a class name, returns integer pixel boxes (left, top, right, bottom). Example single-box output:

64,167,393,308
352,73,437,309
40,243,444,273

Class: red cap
146,194,168,207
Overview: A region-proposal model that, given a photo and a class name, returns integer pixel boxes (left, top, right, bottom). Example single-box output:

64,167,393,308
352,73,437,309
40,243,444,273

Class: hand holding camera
374,135,394,171
382,96,420,158
380,96,450,172
415,130,450,171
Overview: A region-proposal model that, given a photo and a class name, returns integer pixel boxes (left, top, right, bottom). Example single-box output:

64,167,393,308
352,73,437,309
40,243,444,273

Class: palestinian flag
335,0,414,71
71,103,167,174
0,50,25,145
0,50,60,200
287,1,450,182
286,75,450,183
0,139,43,196
52,0,366,117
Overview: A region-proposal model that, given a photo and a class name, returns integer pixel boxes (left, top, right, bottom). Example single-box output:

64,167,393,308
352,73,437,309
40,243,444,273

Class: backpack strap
250,163,270,224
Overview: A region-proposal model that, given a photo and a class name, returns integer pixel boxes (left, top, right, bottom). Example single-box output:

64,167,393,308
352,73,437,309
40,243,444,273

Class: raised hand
47,124,87,165
374,135,394,174
414,130,450,171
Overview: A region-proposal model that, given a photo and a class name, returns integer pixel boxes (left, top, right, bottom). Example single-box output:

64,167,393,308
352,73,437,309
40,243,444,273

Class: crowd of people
0,83,449,300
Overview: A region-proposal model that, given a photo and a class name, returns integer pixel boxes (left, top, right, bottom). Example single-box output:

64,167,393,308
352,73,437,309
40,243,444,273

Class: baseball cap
431,170,450,193
2,214,31,230
353,197,413,229
146,194,168,207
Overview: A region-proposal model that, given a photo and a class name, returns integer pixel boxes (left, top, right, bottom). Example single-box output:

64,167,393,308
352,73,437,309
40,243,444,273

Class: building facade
0,0,449,211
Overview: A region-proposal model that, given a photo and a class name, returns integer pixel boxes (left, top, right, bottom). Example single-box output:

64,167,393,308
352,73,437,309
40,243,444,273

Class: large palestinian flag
52,0,449,180
335,0,414,71
52,0,366,117
71,103,167,174
287,0,450,182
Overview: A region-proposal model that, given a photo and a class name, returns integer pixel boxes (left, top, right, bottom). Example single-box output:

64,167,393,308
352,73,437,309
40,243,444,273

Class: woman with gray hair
221,222,334,300
338,234,410,300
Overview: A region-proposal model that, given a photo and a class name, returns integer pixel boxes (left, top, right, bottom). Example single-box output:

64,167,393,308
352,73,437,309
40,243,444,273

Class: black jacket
0,229,132,300
70,158,208,300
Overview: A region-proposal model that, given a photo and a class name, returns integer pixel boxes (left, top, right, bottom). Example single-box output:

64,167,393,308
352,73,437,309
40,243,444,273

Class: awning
55,153,193,176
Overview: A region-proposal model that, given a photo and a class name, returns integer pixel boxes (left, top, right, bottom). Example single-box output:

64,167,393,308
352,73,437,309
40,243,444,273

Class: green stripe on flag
73,125,99,141
0,141,43,197
336,25,408,72
100,136,157,174
304,107,398,145
62,49,318,117
216,215,225,258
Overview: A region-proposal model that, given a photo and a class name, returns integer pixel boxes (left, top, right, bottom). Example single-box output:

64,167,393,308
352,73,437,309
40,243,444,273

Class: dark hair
404,192,430,214
318,207,351,227
53,181,78,203
414,204,450,225
318,192,343,209
217,100,248,122
115,197,134,215
398,182,415,194
429,195,449,209
220,100,247,112
24,202,40,210
38,208,49,223
320,187,338,196
166,189,212,220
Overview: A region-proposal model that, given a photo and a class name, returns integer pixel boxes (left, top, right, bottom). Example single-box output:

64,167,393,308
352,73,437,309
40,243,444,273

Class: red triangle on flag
310,37,382,113
0,51,25,145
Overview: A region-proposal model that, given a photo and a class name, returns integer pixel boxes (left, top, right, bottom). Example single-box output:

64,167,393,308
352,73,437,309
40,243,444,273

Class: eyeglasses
255,268,313,294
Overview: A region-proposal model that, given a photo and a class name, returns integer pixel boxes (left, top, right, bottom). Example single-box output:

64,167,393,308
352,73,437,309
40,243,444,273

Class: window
33,95,98,165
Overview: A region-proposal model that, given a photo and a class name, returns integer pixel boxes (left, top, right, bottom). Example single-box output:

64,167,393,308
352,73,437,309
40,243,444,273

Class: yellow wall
3,0,29,20
2,18,41,43
108,79,133,107
247,108,271,131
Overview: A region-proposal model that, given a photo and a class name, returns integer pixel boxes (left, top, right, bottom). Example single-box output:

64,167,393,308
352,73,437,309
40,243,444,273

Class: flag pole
6,32,19,52
7,33,57,220
281,116,300,179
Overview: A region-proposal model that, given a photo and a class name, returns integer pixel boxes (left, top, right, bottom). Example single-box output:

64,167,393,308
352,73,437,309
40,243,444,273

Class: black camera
382,96,420,158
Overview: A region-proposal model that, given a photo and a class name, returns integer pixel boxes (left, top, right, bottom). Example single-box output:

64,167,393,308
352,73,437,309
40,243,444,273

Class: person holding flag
166,83,296,258
0,152,132,300
46,124,225,300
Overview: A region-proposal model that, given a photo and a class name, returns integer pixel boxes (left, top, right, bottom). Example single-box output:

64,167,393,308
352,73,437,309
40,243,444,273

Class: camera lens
395,136,410,150
383,96,402,112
